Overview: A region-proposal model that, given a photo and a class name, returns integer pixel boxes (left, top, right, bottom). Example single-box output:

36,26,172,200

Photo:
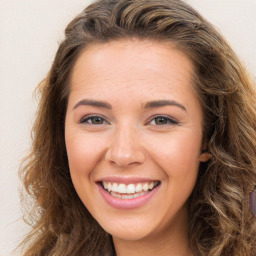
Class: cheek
145,129,202,192
65,131,107,179
148,130,202,167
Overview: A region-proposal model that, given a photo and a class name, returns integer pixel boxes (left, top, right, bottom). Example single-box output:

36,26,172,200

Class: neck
113,236,192,256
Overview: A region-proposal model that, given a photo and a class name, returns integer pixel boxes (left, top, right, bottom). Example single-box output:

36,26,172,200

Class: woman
20,0,256,255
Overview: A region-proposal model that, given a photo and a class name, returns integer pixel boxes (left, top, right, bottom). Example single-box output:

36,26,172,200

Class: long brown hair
20,0,256,255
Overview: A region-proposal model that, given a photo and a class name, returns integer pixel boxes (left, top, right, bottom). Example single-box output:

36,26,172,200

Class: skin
65,39,210,256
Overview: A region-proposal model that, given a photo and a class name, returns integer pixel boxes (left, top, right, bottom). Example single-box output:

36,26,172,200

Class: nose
105,125,146,168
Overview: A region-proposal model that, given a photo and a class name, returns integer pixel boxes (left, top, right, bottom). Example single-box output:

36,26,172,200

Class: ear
199,151,212,162
199,140,211,162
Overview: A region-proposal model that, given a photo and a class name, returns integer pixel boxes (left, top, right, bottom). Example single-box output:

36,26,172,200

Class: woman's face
65,39,209,242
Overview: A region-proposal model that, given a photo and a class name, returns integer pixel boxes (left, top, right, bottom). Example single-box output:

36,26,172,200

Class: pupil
156,117,167,125
93,117,103,124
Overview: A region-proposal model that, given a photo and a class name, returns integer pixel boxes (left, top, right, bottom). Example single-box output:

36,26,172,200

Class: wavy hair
20,0,256,255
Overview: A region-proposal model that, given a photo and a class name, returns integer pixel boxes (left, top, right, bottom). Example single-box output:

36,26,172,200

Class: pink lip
97,176,158,185
97,182,160,210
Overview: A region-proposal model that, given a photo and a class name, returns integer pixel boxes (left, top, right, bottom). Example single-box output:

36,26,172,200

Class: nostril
105,147,146,167
104,130,146,167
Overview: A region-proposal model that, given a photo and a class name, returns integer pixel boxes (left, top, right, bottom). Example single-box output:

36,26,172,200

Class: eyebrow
72,99,186,112
73,99,112,110
144,100,187,111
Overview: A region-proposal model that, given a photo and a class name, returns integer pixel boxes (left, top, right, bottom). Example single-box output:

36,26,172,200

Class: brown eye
155,117,168,125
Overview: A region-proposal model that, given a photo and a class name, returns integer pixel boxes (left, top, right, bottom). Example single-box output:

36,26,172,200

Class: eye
80,115,110,125
149,115,179,125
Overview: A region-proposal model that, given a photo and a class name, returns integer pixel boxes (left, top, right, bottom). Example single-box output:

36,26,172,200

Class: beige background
0,0,255,255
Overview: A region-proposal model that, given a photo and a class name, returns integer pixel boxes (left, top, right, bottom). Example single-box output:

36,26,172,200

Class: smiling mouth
99,181,160,200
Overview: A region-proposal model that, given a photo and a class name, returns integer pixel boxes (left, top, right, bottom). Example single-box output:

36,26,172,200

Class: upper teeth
102,181,157,194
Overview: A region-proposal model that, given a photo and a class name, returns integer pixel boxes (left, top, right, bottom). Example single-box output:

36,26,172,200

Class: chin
98,216,160,241
108,227,152,241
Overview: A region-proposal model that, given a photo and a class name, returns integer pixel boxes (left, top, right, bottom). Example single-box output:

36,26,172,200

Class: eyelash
147,115,179,126
80,115,110,125
80,115,179,126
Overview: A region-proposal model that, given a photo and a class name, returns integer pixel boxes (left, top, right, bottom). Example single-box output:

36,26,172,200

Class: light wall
0,1,255,255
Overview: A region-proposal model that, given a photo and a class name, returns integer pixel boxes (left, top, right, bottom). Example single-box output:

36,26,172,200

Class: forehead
69,39,197,105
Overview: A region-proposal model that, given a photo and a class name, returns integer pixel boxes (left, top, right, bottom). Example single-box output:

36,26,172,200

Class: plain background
0,0,255,255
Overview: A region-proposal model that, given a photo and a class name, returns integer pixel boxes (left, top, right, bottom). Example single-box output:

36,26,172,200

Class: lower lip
97,183,160,210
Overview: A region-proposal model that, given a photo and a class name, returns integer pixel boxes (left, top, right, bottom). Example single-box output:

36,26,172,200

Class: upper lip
96,176,159,184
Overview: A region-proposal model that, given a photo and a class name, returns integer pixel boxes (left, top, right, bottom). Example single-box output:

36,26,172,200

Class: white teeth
102,181,158,194
112,183,118,192
133,193,141,198
118,184,126,193
107,182,112,192
127,184,136,194
135,183,142,192
142,183,148,191
111,191,147,199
